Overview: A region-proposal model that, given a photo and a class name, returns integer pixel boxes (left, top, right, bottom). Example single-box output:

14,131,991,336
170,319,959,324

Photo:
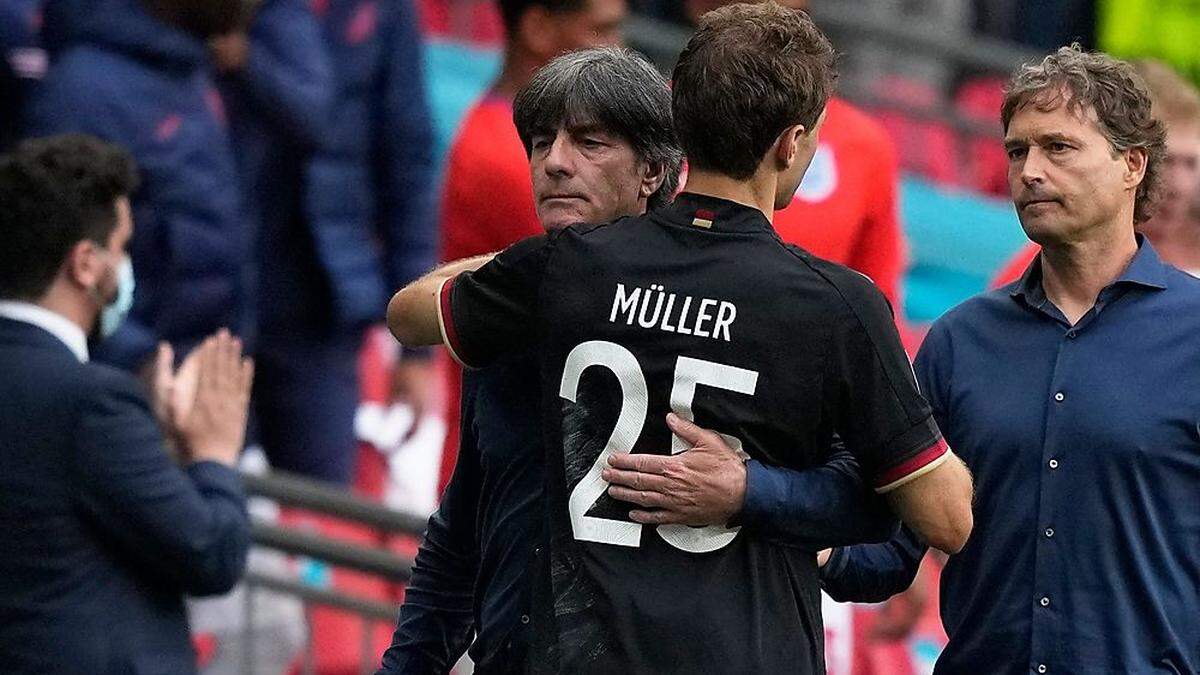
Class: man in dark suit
0,134,255,674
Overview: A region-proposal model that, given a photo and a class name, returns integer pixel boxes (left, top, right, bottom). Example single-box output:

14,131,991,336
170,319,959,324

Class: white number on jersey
560,341,759,553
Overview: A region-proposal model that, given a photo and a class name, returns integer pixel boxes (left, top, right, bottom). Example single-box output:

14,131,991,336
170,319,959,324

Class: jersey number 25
559,340,759,554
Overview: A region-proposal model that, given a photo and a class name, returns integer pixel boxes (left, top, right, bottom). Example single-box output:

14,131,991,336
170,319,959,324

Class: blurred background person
23,0,247,378
435,0,626,494
274,0,440,485
0,0,46,152
0,134,253,675
993,58,1200,283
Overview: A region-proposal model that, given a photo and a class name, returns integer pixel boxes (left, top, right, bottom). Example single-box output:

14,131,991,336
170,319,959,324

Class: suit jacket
0,317,250,674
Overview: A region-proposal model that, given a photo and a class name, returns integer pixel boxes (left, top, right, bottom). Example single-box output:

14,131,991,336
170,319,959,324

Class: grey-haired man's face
529,125,658,230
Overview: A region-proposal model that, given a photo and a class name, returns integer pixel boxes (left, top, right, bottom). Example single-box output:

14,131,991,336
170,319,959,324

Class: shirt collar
0,300,89,362
661,192,774,235
1010,234,1169,306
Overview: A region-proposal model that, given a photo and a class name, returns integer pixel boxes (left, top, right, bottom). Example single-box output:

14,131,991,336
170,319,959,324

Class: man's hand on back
173,330,254,466
602,413,747,527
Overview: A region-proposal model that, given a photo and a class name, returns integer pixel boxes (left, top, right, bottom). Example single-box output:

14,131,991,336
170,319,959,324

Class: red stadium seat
868,75,962,186
954,76,1009,198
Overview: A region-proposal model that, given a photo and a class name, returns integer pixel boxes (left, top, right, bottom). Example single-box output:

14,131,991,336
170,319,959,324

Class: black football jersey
440,193,948,674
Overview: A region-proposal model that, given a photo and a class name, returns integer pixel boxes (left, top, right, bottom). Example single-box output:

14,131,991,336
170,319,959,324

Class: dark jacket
0,317,250,674
0,0,44,151
25,0,245,369
303,0,437,330
219,0,333,338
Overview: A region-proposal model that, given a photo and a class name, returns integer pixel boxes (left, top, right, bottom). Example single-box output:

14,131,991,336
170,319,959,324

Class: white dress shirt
0,300,89,362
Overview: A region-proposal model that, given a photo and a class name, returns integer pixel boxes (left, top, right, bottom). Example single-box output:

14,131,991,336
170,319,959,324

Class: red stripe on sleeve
873,437,950,492
439,274,465,361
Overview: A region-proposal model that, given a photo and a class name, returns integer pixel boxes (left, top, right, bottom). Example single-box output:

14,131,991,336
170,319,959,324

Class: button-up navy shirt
822,239,1200,674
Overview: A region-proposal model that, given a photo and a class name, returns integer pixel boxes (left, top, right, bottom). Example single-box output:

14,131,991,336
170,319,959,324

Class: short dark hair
513,47,683,209
1002,44,1166,224
672,2,836,180
0,134,139,300
497,0,588,34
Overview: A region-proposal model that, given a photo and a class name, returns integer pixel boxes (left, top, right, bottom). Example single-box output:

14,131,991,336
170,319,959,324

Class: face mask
97,256,135,339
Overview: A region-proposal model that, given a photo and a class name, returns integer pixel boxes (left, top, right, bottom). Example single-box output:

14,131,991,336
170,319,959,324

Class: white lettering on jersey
608,283,738,342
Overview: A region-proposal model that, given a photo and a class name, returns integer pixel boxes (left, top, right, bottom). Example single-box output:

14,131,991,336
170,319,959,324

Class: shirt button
1040,596,1050,607
1038,665,1047,674
521,614,530,625
1054,392,1065,402
1066,330,1076,339
534,547,542,556
1045,528,1054,538
1048,459,1059,469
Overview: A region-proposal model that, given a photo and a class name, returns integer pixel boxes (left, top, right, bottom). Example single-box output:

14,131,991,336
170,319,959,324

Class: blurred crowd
4,0,1200,672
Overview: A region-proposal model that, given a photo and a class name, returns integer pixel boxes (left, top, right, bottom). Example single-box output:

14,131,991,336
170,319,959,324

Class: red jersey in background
774,97,908,310
436,95,542,493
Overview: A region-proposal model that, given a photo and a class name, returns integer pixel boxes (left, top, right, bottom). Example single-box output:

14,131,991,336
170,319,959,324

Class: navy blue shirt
379,358,545,675
822,239,1200,674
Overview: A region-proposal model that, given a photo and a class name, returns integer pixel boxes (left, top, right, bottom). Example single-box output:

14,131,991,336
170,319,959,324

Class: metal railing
237,470,427,675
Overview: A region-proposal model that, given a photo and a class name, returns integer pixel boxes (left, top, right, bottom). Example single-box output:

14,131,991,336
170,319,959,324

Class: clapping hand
171,330,255,466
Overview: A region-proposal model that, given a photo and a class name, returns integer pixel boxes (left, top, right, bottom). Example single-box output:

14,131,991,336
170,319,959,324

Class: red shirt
773,97,907,309
437,95,543,493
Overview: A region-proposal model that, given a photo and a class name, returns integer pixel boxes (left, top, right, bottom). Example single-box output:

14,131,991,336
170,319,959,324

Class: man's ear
773,123,807,170
64,239,104,290
639,160,668,200
517,6,560,59
1124,146,1148,192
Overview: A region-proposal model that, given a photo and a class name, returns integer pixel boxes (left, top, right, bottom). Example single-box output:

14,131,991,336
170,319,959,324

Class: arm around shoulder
386,253,495,348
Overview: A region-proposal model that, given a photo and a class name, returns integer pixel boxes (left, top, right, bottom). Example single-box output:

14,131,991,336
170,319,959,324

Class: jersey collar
661,192,774,235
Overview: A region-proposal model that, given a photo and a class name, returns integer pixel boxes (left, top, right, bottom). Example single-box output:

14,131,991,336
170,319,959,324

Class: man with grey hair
379,44,903,675
376,47,682,675
820,44,1200,674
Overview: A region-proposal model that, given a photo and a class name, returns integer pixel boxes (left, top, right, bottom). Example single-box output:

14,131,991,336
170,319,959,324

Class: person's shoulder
1165,265,1200,290
1156,265,1200,310
787,245,888,308
927,287,1016,338
77,360,150,407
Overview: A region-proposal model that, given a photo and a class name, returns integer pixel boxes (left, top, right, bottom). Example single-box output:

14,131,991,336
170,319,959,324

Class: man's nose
1020,148,1047,187
543,134,576,176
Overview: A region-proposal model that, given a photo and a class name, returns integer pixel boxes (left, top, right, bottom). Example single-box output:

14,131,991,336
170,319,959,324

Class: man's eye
1007,147,1026,161
582,138,606,149
1048,142,1071,153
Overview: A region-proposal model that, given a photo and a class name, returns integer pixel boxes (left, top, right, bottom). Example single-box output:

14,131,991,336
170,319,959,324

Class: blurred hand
601,413,747,527
209,33,249,73
389,356,435,422
143,342,176,430
817,549,833,568
170,343,204,438
175,330,254,466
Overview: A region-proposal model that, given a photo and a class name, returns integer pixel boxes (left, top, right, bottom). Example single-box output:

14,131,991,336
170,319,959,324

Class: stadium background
1,0,1193,672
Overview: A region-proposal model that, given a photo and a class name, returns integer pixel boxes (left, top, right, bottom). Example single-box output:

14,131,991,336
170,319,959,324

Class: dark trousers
253,331,363,485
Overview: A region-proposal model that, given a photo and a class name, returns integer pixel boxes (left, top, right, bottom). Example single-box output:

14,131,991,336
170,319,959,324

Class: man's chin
538,205,590,231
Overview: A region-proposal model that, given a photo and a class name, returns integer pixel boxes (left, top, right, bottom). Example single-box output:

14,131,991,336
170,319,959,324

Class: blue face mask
98,256,135,338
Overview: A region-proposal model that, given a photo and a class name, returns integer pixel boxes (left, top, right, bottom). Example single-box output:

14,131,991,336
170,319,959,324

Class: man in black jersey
389,4,974,672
